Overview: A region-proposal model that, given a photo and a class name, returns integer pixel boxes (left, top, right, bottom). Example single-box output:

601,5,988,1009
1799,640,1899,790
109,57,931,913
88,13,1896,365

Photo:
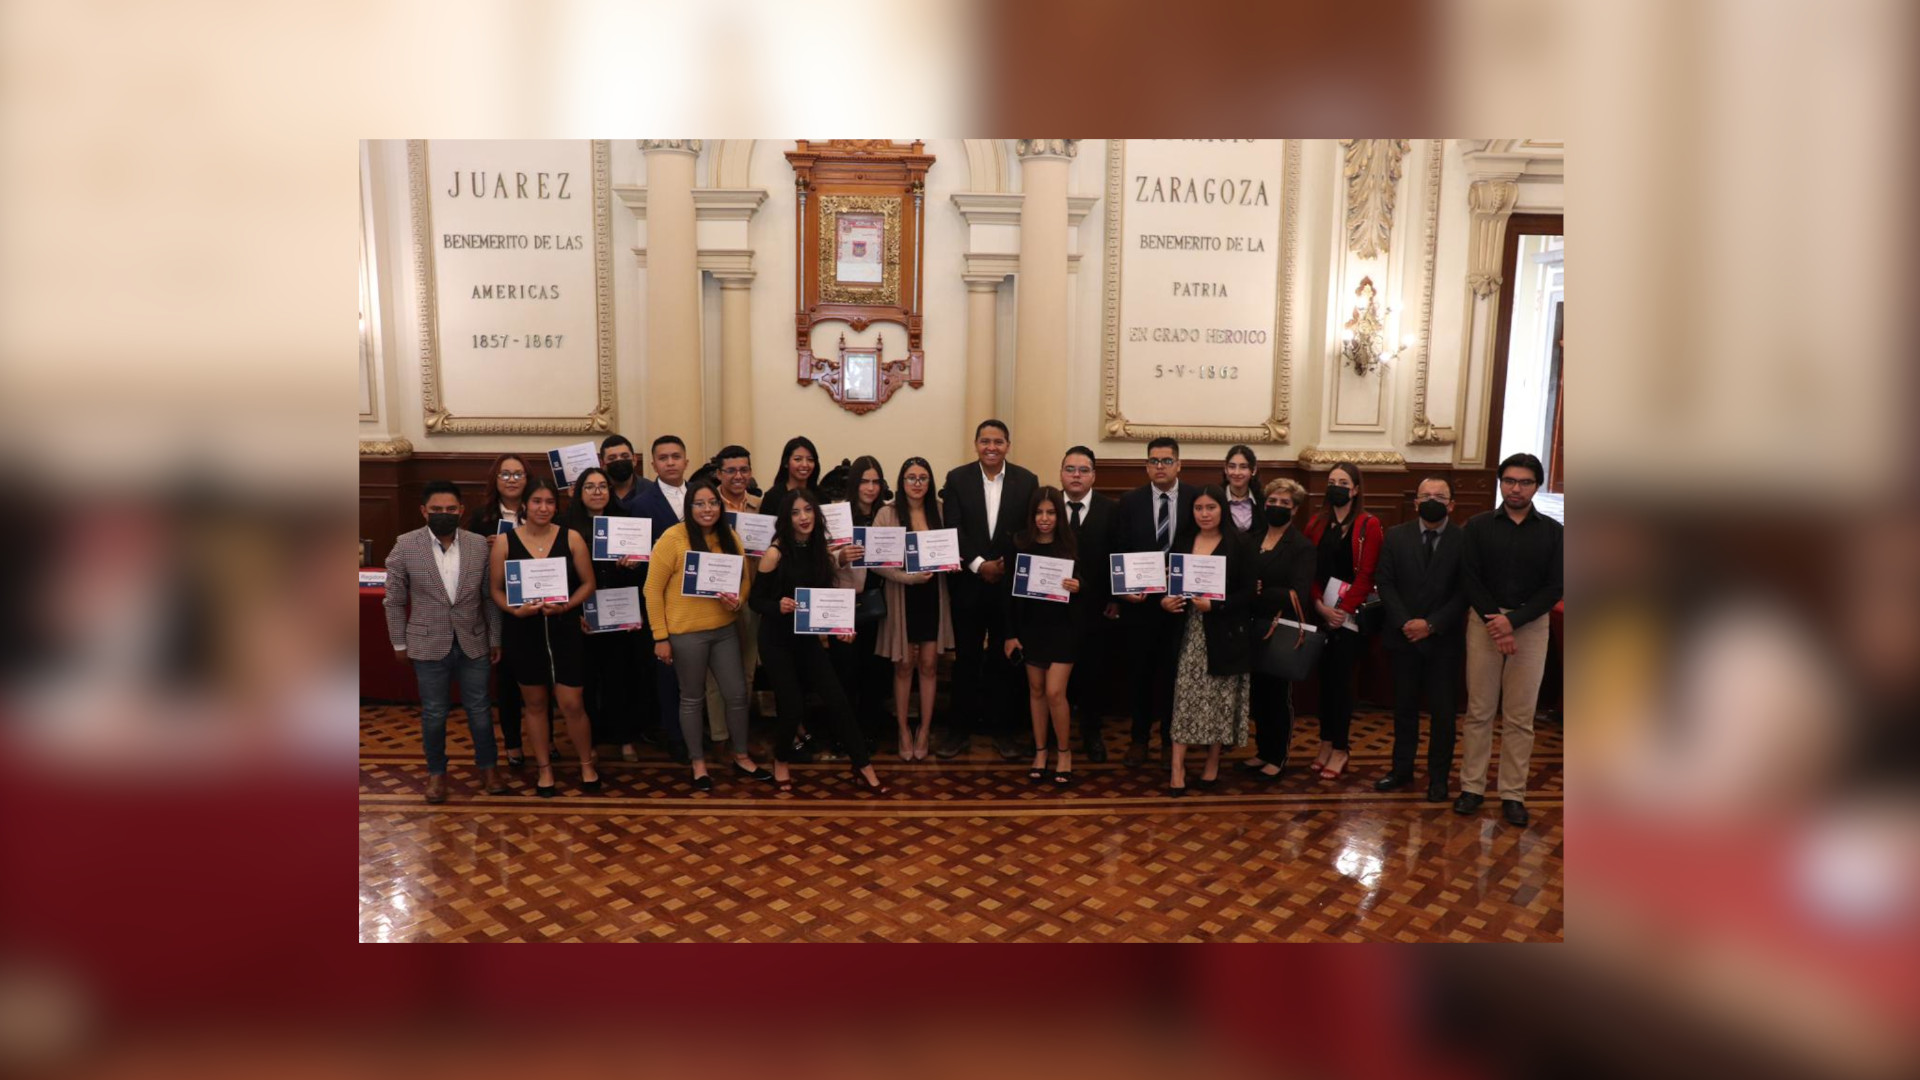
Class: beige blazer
870,504,954,660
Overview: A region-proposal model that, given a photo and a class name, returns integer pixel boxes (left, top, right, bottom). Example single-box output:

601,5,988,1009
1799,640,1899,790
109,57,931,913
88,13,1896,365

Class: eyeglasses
1062,466,1093,475
498,471,526,481
582,483,609,493
719,466,751,476
1148,457,1177,467
1499,477,1540,489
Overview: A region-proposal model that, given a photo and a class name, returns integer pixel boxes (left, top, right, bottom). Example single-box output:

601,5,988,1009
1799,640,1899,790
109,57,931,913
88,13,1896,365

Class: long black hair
769,486,838,588
559,466,622,535
1222,444,1258,495
1324,460,1363,534
1171,483,1244,553
844,454,890,525
892,456,942,531
769,436,821,499
1014,485,1077,561
679,476,740,557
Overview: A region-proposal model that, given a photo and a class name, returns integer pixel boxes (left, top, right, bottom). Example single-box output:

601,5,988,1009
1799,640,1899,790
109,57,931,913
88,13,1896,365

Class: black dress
501,525,587,688
903,577,940,642
1007,540,1080,667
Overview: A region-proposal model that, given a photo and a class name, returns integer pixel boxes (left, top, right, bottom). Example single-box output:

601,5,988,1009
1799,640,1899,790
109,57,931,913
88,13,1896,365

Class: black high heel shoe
533,763,557,798
733,762,775,782
851,768,890,795
580,772,602,795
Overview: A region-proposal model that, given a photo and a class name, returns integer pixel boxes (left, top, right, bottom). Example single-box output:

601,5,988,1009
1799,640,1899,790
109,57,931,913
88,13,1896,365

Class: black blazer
1170,532,1255,676
1250,526,1317,624
1062,491,1118,609
939,461,1038,594
1374,520,1468,653
1112,482,1197,626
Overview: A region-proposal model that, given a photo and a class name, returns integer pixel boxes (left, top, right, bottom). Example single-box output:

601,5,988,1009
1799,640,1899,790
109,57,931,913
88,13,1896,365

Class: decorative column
714,272,754,449
640,140,704,463
963,274,1001,455
1452,170,1519,465
1011,139,1077,467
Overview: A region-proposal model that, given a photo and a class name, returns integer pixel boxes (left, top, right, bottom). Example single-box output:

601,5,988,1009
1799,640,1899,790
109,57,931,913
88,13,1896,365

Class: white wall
363,139,1564,480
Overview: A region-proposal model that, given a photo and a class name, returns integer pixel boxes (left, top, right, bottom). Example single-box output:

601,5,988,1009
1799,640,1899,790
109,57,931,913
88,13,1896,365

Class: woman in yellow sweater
644,476,769,792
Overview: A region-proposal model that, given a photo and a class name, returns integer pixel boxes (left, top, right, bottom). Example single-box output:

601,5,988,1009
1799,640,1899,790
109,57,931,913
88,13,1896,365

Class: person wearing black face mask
1242,478,1316,780
384,479,507,803
1373,477,1468,801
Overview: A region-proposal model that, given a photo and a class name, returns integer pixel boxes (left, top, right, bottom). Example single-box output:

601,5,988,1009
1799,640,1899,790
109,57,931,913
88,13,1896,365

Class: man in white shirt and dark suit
1059,446,1120,763
384,480,505,803
1111,437,1198,767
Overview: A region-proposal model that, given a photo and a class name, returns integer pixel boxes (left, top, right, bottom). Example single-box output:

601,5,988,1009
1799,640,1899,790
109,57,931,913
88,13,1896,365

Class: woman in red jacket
1301,461,1383,781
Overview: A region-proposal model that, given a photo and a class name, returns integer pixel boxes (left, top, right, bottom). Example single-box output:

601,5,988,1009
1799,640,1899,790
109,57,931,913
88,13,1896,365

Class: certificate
794,587,856,635
852,526,905,568
724,511,777,556
504,557,570,605
1108,551,1168,595
904,528,962,573
1012,553,1075,603
583,586,643,633
1322,577,1362,633
1168,553,1227,600
680,550,744,598
547,441,600,487
819,502,856,547
590,516,652,561
835,211,884,284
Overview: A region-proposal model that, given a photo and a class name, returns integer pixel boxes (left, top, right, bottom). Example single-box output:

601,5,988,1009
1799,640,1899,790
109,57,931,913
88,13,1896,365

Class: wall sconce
1340,275,1415,377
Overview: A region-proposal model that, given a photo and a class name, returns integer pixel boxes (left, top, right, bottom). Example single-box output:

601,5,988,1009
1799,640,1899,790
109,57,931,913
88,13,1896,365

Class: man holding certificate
384,480,505,803
1004,487,1085,785
1112,437,1199,767
747,489,888,795
1059,447,1119,763
936,419,1038,760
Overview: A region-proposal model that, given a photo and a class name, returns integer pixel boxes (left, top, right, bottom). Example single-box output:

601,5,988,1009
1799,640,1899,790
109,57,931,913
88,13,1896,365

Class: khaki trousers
706,610,758,743
1460,609,1551,803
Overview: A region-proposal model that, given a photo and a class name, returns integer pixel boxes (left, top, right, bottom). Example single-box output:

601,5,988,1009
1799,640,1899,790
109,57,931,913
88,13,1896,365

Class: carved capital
1014,139,1079,161
1465,179,1518,301
1296,448,1407,471
1339,139,1409,259
638,139,703,155
359,436,415,460
1407,419,1457,445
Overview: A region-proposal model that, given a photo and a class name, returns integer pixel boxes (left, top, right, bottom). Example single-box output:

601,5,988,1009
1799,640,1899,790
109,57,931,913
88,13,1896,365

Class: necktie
1156,492,1171,551
1423,529,1438,565
1070,501,1083,531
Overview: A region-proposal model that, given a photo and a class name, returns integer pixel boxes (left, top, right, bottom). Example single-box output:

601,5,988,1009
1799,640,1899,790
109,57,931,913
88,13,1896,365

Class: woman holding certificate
469,452,531,765
1003,486,1084,785
1242,478,1316,781
644,477,766,792
1161,487,1254,796
833,455,894,755
563,467,651,765
1301,461,1384,783
748,489,888,795
489,477,600,798
872,457,953,761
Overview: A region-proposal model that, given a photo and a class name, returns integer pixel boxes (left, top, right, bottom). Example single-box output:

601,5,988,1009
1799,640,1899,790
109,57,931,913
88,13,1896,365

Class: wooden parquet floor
360,705,1562,942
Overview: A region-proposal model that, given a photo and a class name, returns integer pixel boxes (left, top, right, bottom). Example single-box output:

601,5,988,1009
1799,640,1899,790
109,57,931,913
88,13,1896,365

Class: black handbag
854,582,888,627
1253,587,1326,681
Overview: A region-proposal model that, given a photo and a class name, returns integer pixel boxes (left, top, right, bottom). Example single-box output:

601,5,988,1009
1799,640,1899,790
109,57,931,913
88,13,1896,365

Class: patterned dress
1169,609,1250,747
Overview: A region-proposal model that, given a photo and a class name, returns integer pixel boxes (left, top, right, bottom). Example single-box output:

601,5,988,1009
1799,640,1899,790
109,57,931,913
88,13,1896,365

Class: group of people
382,420,1562,826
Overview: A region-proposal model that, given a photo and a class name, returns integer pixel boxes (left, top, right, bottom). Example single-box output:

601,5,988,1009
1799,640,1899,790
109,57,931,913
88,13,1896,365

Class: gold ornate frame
816,195,902,307
1100,138,1301,444
407,139,616,435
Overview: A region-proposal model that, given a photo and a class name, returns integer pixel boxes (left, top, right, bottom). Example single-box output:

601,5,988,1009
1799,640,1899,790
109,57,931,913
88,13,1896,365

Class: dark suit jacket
939,461,1038,606
1112,482,1198,626
1374,520,1468,653
1062,491,1118,609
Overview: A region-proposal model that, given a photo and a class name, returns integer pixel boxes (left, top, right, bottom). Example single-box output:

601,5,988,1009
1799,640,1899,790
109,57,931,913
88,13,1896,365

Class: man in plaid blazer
384,480,505,803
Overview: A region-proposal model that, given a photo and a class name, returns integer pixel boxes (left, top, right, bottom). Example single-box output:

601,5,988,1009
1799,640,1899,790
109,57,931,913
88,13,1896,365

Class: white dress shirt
969,464,1006,574
656,480,687,521
431,532,463,600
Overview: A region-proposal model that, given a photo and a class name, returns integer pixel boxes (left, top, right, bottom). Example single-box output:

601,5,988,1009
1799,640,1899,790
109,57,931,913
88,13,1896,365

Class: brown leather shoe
1123,742,1148,768
482,767,509,795
425,773,449,804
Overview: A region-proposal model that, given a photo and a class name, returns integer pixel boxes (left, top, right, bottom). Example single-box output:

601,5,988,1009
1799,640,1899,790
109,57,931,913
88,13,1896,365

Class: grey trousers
670,625,750,761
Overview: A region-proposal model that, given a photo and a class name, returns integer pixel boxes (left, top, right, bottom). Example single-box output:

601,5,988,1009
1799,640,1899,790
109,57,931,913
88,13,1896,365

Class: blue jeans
412,645,498,773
